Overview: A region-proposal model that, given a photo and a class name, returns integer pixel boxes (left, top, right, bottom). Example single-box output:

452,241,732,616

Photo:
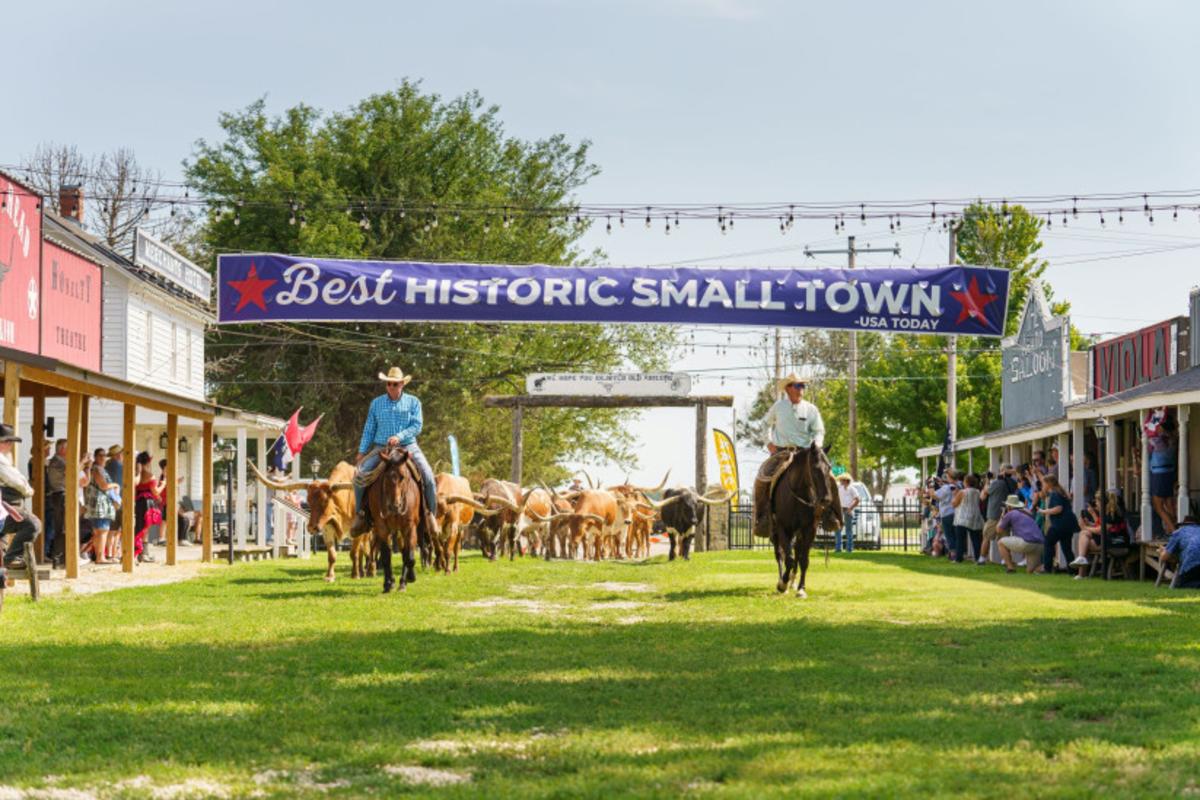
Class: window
185,328,193,386
171,322,179,381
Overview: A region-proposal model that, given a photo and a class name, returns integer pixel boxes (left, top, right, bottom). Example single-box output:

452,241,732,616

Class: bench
1,542,47,607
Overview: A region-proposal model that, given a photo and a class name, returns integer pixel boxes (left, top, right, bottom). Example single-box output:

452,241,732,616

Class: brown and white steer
250,461,373,582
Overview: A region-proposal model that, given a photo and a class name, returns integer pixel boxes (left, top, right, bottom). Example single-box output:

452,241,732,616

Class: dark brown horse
363,447,422,593
769,445,843,598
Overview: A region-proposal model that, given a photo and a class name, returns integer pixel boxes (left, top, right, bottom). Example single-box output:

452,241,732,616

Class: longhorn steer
475,478,523,561
250,462,373,581
433,474,501,575
645,487,735,561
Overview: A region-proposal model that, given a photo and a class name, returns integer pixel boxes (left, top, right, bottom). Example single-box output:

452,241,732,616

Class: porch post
1056,431,1070,493
64,392,82,579
166,414,178,565
1071,420,1085,513
31,389,45,562
256,434,268,546
121,404,136,573
1178,405,1191,523
202,420,213,563
236,426,248,546
3,361,19,467
1140,419,1152,540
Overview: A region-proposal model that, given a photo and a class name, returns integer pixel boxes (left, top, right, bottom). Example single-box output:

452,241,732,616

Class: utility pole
804,236,900,477
947,223,958,468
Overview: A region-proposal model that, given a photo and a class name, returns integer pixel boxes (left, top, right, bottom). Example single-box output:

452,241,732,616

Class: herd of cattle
252,463,733,582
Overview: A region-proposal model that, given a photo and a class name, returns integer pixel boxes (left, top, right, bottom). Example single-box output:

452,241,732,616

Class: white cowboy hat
836,473,854,483
377,366,414,385
1003,494,1024,509
778,372,812,391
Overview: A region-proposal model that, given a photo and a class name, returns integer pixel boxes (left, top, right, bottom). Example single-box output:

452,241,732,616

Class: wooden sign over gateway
525,372,692,397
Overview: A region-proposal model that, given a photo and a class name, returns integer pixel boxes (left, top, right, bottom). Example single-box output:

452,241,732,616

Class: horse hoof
324,576,335,583
796,588,807,599
776,579,788,594
382,583,393,594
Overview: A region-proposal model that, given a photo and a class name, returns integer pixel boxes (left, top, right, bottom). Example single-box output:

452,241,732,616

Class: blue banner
218,254,1010,336
448,434,460,477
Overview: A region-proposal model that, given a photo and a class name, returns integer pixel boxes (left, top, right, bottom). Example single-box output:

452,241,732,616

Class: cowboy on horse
350,366,439,543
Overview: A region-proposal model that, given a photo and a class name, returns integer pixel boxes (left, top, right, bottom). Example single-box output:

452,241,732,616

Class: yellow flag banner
712,428,740,510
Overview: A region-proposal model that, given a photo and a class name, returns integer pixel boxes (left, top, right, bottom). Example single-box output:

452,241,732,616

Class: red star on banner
948,276,999,326
227,263,277,313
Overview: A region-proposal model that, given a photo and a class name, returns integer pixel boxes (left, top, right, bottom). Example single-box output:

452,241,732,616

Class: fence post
902,497,909,552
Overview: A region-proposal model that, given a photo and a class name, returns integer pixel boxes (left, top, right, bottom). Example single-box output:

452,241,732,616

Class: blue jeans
941,514,958,560
836,513,855,552
355,442,438,517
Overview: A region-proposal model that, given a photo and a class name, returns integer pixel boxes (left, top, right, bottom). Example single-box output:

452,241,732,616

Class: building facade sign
1090,317,1187,399
1001,282,1069,428
526,372,692,396
1190,289,1199,369
134,228,212,302
41,242,102,370
0,173,41,354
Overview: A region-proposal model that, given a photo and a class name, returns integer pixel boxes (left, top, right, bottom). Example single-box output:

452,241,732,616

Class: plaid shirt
358,392,423,453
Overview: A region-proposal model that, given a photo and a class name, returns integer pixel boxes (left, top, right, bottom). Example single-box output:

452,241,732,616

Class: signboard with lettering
134,228,212,302
525,372,692,397
1190,289,1199,369
217,254,1012,336
41,242,101,370
1090,317,1187,399
1001,282,1070,428
0,173,41,354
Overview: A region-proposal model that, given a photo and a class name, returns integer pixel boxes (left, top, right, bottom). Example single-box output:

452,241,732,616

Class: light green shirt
764,397,825,449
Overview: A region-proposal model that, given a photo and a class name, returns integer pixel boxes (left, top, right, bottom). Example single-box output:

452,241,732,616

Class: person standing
835,474,859,553
105,445,125,546
930,472,959,560
44,439,68,566
1038,474,1077,573
952,474,985,563
0,424,42,570
133,452,160,563
85,448,119,565
978,466,1011,565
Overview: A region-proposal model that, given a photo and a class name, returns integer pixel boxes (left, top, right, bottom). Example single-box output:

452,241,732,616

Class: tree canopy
185,83,676,483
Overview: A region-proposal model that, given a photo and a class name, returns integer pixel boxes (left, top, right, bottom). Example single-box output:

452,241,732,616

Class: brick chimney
60,184,84,224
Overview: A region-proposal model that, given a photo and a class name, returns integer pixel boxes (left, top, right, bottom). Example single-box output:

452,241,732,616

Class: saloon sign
1090,317,1188,399
218,254,1011,336
1001,282,1070,428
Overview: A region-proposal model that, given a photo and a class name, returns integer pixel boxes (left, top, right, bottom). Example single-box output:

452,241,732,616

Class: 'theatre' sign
1090,317,1188,399
217,254,1011,336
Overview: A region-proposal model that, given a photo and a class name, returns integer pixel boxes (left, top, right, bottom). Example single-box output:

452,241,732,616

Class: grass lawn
1,550,1198,798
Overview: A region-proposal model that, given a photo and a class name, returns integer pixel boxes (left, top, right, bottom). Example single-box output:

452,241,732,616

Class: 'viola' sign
217,254,1011,336
1090,318,1187,399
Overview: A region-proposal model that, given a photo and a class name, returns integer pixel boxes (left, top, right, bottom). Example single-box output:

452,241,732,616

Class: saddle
356,447,427,517
756,446,842,535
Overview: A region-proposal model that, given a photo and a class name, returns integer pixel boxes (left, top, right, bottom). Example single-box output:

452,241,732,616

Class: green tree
186,84,676,483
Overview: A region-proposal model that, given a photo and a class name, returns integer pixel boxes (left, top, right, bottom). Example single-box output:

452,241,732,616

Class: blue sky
5,0,1199,487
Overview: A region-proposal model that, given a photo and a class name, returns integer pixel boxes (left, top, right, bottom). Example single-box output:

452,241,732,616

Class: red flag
280,409,323,466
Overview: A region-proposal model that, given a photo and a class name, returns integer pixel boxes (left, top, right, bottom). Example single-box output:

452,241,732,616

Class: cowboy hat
778,372,812,391
0,423,21,443
107,444,123,457
377,367,413,385
1003,494,1024,509
836,473,854,483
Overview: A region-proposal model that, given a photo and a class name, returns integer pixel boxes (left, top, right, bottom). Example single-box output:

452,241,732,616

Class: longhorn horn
634,469,671,493
573,469,596,489
327,482,355,492
444,494,505,515
482,492,520,512
249,462,311,492
689,487,735,506
643,493,686,510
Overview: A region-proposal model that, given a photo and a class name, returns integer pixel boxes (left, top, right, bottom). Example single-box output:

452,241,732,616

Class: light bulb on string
860,204,866,225
664,219,670,235
1143,194,1150,214
170,202,176,218
605,216,612,234
728,212,735,229
1062,212,1068,227
298,213,307,228
645,206,651,229
1099,210,1106,227
619,209,625,227
1149,210,1155,225
1173,206,1179,222
483,217,492,234
930,202,937,221
1072,197,1078,218
1119,209,1124,224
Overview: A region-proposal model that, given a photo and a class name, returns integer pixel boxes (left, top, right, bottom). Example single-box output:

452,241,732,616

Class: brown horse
769,445,843,598
363,447,423,593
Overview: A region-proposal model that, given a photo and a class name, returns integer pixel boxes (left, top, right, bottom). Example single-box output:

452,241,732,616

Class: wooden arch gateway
483,394,733,491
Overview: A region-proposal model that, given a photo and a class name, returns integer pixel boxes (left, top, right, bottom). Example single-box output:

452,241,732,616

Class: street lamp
220,440,238,565
1092,416,1110,580
310,459,322,479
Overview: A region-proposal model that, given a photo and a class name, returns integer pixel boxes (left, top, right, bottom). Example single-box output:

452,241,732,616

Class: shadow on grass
3,604,1199,787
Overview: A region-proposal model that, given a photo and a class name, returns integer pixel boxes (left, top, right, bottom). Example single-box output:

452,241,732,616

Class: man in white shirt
753,373,830,537
836,474,860,553
0,424,41,570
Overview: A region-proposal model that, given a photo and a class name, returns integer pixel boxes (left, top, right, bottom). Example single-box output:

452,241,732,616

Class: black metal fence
724,499,931,552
